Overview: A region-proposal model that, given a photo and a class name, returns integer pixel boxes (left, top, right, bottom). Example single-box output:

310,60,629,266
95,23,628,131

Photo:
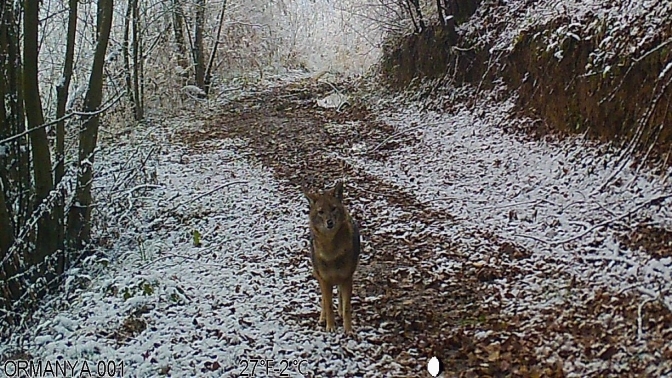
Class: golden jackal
304,181,360,333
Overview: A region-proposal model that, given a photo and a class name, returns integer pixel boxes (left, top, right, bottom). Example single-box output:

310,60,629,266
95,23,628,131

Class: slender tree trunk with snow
0,186,16,318
0,2,27,254
204,0,227,95
24,0,57,265
67,0,114,249
193,0,206,91
1,0,43,325
437,0,445,25
0,189,12,259
406,0,426,33
0,5,16,260
132,0,144,120
54,0,79,270
123,0,133,111
123,0,144,120
171,0,188,72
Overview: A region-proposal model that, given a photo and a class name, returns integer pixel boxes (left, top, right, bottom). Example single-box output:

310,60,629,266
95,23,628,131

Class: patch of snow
1,123,401,377
317,93,350,109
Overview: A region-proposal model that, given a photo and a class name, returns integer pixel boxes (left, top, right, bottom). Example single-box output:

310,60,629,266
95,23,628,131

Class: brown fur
304,181,361,333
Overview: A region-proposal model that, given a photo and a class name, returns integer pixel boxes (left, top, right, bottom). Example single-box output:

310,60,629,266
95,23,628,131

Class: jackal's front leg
318,278,335,332
337,287,344,318
339,279,353,333
318,294,326,325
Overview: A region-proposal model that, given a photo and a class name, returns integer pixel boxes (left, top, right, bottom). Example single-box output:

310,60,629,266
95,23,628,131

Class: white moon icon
428,356,440,377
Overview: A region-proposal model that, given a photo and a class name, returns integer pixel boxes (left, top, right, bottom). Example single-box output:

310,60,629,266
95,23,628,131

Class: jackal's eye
330,207,336,212
318,209,324,215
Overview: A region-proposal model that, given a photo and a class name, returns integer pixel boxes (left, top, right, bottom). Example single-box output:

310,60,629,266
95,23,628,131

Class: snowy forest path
175,79,672,377
176,81,489,376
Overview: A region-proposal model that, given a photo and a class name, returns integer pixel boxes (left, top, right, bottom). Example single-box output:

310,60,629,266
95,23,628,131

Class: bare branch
0,90,126,146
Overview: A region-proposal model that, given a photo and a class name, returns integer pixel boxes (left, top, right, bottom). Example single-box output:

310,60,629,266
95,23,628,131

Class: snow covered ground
1,78,671,377
347,91,672,376
354,94,672,309
0,120,404,377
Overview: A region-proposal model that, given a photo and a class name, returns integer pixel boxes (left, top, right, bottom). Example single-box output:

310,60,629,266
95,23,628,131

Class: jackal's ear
304,191,318,207
332,181,344,201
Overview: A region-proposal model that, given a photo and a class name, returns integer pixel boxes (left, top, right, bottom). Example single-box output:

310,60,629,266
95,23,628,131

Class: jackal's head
304,181,347,236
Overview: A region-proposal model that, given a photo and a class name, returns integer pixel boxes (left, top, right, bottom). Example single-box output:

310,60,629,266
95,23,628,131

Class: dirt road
4,77,670,377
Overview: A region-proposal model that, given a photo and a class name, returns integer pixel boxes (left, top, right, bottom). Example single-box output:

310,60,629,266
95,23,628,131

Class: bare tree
132,0,144,120
24,0,57,265
439,0,456,35
404,0,426,33
0,189,12,255
0,179,18,319
1,0,31,325
0,2,26,251
193,0,206,90
123,0,133,110
0,5,21,240
436,0,446,26
204,0,227,95
67,0,115,248
172,0,189,72
123,0,144,120
54,0,79,270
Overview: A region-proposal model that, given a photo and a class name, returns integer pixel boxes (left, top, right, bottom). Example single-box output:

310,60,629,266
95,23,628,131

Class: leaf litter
1,75,671,377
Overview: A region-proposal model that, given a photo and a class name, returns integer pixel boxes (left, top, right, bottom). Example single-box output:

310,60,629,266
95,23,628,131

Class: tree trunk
0,188,13,256
436,0,445,26
24,0,56,265
403,0,420,34
1,1,30,322
67,0,114,249
123,0,143,120
131,0,143,120
204,0,227,95
171,0,188,72
1,2,29,230
1,8,16,276
54,0,79,273
123,0,133,111
408,0,426,32
193,0,206,90
0,180,17,320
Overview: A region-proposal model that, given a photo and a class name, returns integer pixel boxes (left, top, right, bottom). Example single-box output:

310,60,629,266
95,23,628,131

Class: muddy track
174,82,576,377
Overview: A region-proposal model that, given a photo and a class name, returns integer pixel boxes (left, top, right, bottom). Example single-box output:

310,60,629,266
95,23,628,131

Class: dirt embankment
380,1,672,168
